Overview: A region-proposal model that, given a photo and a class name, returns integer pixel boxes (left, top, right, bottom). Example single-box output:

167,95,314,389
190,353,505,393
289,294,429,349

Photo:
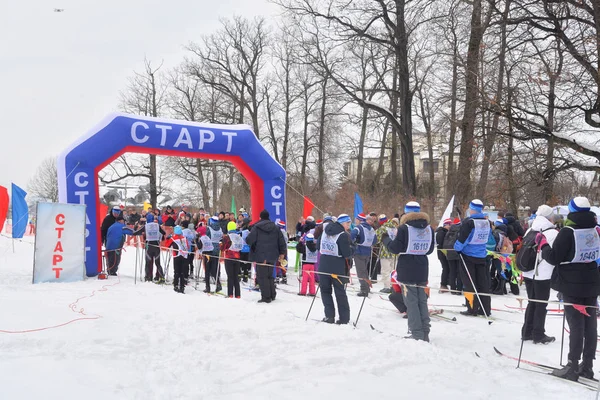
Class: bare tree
28,157,58,202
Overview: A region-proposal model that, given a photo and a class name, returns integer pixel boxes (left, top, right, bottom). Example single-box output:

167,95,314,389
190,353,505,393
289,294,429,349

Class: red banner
303,196,315,219
0,185,8,233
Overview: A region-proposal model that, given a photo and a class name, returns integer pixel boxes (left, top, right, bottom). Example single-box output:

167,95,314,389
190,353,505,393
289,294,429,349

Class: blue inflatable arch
58,113,286,277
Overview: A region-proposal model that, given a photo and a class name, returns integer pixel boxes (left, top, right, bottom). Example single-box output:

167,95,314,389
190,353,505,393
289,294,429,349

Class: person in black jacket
539,196,600,382
436,218,452,293
382,202,435,341
504,212,525,241
100,207,122,246
317,214,353,324
246,209,287,303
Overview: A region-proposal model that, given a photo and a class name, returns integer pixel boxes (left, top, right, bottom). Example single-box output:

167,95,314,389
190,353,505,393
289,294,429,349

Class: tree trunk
375,119,389,191
212,164,219,211
317,76,328,190
390,61,399,193
446,45,459,201
196,159,211,208
357,105,368,188
300,90,310,191
149,155,158,208
477,0,510,201
456,0,484,208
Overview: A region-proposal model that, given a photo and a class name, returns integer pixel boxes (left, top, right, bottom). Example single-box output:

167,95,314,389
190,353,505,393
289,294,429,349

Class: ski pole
559,300,566,366
305,285,321,321
517,338,525,369
134,244,139,285
353,294,368,327
459,254,493,325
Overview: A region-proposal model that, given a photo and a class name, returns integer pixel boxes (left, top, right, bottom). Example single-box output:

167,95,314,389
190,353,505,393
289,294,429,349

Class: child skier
204,216,224,293
182,223,197,280
295,233,318,296
276,220,289,284
164,225,190,293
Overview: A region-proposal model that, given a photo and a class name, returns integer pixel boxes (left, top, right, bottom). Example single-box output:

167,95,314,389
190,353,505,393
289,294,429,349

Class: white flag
438,195,455,227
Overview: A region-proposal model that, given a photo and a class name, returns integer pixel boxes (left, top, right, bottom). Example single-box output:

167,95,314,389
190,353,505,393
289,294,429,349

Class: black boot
322,317,334,324
533,335,555,345
552,361,579,382
579,359,594,380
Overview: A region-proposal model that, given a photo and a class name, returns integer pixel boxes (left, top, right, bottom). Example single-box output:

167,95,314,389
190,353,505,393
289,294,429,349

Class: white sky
0,0,277,191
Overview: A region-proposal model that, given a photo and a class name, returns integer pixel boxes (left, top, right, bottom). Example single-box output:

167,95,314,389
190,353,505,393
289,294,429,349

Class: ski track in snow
0,236,594,399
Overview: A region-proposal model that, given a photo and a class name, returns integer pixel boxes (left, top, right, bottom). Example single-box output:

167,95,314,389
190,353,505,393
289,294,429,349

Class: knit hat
260,209,270,220
146,214,154,223
494,218,504,227
306,216,315,222
357,213,367,222
453,218,461,224
337,214,351,224
174,226,183,235
210,215,219,222
443,218,452,226
404,201,420,214
112,207,121,213
305,233,315,242
188,223,195,230
227,221,237,233
323,215,333,222
379,214,388,223
316,219,323,225
568,197,591,213
536,205,553,218
469,199,484,213
391,217,400,225
277,220,286,228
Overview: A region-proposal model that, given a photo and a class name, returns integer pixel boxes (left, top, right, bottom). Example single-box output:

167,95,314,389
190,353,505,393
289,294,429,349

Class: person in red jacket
222,221,242,298
164,225,190,294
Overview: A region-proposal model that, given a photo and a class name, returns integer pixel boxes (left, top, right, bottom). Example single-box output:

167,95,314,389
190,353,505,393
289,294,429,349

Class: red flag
303,196,315,219
0,185,7,233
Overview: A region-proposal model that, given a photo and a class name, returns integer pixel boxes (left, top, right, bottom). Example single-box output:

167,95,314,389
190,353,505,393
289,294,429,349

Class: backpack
494,231,513,254
516,230,539,272
443,225,461,261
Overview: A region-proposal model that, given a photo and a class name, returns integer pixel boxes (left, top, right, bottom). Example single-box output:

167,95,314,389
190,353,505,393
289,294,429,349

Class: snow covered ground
0,235,596,399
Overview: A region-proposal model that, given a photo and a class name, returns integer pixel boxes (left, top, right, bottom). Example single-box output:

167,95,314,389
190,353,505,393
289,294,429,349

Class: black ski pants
256,261,276,301
225,259,241,297
320,274,350,323
145,243,163,280
173,256,186,290
106,250,121,275
563,295,598,364
521,278,551,341
459,255,491,315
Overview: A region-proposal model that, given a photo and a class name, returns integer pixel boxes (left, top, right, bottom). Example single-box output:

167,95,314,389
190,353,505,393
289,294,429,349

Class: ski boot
579,359,594,379
552,361,579,382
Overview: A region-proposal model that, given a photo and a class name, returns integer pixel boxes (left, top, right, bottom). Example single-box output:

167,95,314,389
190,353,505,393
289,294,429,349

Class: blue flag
354,192,363,220
11,183,28,239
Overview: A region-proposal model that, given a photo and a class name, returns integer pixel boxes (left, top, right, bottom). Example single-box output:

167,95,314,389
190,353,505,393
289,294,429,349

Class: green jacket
376,221,398,259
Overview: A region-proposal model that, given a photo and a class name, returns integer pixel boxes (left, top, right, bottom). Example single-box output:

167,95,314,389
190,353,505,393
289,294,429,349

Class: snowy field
0,235,596,399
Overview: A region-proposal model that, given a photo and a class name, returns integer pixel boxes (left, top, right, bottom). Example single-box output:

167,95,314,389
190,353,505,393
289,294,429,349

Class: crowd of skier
98,196,599,384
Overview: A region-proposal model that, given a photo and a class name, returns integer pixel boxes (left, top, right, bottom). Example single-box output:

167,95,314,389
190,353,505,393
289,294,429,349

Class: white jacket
522,215,558,281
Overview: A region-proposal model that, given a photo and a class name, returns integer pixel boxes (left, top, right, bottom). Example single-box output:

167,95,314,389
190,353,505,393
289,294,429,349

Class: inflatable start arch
58,113,286,277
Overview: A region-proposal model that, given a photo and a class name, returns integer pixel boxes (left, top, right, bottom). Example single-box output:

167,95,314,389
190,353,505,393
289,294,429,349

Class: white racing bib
320,232,344,257
281,228,289,244
145,222,161,242
470,219,490,245
357,225,376,247
209,227,223,244
173,237,188,257
200,235,214,253
565,227,600,263
406,226,432,255
305,248,318,263
229,232,243,252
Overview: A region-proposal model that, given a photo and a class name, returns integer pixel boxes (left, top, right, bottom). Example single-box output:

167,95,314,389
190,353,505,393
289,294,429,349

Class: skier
222,221,242,298
100,206,122,246
239,216,252,282
388,270,407,316
296,233,318,296
521,205,557,345
276,220,289,284
539,197,600,381
164,225,190,293
489,219,514,295
436,218,452,293
318,214,353,324
351,213,377,297
246,210,287,303
131,213,165,282
105,214,134,276
376,216,399,294
442,219,463,295
382,201,434,341
453,199,493,317
182,223,197,280
205,216,224,293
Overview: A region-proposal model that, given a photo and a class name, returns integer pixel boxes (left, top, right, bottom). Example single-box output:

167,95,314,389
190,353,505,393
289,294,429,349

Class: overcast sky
0,0,277,192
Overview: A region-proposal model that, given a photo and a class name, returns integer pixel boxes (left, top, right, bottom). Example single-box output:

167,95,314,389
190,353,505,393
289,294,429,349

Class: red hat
453,218,461,224
357,213,367,222
277,220,286,227
316,219,323,224
119,204,125,209
443,218,452,226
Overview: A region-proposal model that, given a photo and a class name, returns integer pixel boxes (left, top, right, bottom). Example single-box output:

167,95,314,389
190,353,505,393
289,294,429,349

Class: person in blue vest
239,216,252,282
105,214,134,276
205,216,224,293
454,199,493,317
539,196,600,381
382,201,434,341
351,213,378,296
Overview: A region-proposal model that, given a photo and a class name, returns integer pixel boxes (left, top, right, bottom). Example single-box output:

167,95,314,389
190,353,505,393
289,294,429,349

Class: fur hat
569,197,591,213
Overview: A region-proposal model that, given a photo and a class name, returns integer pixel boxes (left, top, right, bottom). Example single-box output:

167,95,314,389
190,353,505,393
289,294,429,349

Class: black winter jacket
383,212,434,283
246,219,287,263
317,222,353,280
435,226,447,260
541,211,600,298
505,215,525,241
100,212,122,245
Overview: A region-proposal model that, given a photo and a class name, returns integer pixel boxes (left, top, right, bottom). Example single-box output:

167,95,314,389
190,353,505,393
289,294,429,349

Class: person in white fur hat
520,205,558,345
